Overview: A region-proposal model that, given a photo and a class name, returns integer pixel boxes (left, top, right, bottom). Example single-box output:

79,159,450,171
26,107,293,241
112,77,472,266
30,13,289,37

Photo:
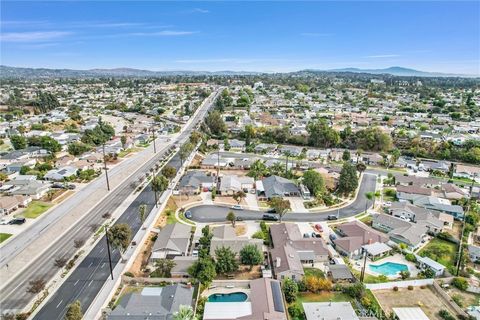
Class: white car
384,201,392,207
231,204,242,210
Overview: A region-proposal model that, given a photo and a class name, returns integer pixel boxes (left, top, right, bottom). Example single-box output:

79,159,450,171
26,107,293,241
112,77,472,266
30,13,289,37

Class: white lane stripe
56,300,63,308
99,247,104,253
88,280,93,287
73,279,79,286
88,262,93,268
101,263,105,268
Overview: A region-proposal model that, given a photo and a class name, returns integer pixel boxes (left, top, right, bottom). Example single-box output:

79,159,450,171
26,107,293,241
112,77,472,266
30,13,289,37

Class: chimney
368,238,373,245
276,257,281,267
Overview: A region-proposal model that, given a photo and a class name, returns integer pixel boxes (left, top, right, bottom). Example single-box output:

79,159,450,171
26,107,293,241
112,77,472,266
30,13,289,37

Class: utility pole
360,250,368,282
151,125,157,154
456,173,476,275
216,146,220,189
105,226,114,280
102,143,110,191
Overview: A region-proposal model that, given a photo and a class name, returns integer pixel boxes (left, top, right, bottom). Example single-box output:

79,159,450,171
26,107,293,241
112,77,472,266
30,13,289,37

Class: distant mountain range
0,65,475,79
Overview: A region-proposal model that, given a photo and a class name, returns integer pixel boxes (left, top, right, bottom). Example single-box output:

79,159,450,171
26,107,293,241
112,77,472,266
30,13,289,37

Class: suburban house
396,185,433,202
436,183,467,200
279,145,303,157
394,175,441,188
107,284,194,320
227,139,246,150
0,195,31,215
468,245,480,263
389,202,453,229
209,225,263,258
176,171,215,195
269,223,329,281
454,164,480,180
303,302,359,320
413,196,464,219
258,175,300,200
254,143,277,154
415,255,446,277
150,223,192,262
2,180,50,199
218,175,254,196
43,166,78,181
170,256,198,278
372,214,429,250
332,221,388,259
203,278,287,320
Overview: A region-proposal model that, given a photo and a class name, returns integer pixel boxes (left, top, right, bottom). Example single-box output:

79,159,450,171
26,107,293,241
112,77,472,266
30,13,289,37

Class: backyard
292,291,354,313
418,238,458,273
373,286,458,320
16,201,52,219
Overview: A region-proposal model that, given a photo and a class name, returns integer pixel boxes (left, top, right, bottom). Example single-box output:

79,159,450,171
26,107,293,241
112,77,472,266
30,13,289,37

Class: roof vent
276,257,281,267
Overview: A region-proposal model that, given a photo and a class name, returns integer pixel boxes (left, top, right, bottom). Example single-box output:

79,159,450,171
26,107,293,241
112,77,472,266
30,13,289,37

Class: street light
102,143,110,191
105,225,114,280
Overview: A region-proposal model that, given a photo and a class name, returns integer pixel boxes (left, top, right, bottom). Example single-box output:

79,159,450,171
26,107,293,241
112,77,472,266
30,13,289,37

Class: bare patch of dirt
128,231,156,277
216,265,262,280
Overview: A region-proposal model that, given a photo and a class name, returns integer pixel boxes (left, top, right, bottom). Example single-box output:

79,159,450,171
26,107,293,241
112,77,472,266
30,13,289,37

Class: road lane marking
73,279,79,286
99,248,104,253
88,280,93,287
101,263,105,268
88,262,93,268
56,300,63,308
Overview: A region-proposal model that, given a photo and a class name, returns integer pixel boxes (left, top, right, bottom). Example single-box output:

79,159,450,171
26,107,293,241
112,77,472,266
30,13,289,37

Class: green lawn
304,268,325,278
351,269,388,283
293,291,354,312
17,201,52,219
418,238,458,272
0,233,13,243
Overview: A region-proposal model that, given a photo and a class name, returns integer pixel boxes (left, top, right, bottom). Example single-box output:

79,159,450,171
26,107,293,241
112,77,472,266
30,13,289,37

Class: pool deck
351,254,419,279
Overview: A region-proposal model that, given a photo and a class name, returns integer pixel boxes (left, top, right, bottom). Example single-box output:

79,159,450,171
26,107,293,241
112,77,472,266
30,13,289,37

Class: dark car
52,183,65,189
67,184,77,190
327,215,338,220
266,208,276,214
235,216,243,221
185,211,192,219
9,217,26,225
262,214,279,221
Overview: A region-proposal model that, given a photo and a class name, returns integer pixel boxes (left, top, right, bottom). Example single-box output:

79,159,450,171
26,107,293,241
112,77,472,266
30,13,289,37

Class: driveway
289,197,308,213
188,173,377,222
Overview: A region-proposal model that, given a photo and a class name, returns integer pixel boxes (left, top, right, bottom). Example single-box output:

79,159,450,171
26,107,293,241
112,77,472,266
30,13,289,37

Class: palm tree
138,204,147,228
173,305,197,320
364,192,375,214
151,175,168,207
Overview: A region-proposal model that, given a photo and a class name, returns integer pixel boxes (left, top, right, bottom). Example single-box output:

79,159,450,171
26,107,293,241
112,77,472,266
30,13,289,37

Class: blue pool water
208,292,248,302
369,262,408,276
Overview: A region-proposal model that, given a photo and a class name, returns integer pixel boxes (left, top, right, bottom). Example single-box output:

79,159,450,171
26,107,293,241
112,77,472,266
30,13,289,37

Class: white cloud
365,54,400,58
128,30,198,37
1,31,72,42
191,8,209,14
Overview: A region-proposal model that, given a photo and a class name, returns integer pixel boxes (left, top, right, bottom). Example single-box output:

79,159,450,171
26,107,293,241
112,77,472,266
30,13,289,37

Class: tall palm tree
173,305,197,320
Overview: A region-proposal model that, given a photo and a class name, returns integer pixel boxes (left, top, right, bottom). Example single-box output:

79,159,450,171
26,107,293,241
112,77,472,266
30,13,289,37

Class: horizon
1,1,479,75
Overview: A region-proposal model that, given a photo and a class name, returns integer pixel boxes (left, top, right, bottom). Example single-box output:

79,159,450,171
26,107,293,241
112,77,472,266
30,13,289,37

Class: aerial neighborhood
0,71,479,320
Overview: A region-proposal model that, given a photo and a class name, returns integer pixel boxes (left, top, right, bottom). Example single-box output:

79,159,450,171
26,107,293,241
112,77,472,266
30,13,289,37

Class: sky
1,1,479,75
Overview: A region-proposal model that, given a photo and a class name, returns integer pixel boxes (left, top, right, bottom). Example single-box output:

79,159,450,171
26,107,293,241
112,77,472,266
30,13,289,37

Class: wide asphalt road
31,90,220,319
189,173,377,222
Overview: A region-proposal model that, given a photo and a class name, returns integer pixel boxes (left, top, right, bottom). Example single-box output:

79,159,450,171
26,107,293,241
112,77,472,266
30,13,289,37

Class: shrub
452,294,463,307
393,286,399,291
124,271,134,277
342,283,365,299
405,253,417,262
420,285,426,289
438,309,455,320
407,285,413,290
282,278,298,303
452,277,468,291
288,305,303,320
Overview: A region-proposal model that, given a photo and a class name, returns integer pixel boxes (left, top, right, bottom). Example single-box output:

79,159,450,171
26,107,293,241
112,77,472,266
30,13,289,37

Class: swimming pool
369,262,408,276
208,292,248,302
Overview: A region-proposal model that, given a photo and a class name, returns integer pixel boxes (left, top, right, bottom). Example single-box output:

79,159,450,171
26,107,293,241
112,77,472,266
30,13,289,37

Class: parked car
231,204,242,210
235,216,243,221
311,232,321,238
9,217,26,225
303,233,311,238
314,224,323,232
262,214,279,221
0,219,9,225
52,183,65,189
185,211,192,219
266,208,276,213
327,215,338,220
67,184,76,190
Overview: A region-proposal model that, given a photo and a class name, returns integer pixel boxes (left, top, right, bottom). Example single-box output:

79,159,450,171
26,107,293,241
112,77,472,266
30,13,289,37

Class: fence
431,281,469,318
121,275,191,285
211,280,251,289
365,278,434,290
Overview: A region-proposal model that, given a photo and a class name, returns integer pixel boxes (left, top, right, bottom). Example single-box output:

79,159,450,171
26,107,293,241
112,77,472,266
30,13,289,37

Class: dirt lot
373,286,458,320
444,286,480,308
216,265,262,280
128,231,156,277
171,195,202,208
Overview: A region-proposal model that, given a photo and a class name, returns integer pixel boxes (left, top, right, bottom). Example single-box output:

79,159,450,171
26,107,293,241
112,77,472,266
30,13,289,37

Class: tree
120,135,127,149
243,124,255,146
26,279,46,295
161,165,177,179
240,244,263,270
173,305,197,320
214,246,238,275
204,110,227,136
179,142,193,165
365,191,375,213
356,162,367,174
268,197,290,222
154,258,176,277
302,169,325,197
307,118,340,148
10,135,27,150
232,190,246,204
399,270,410,280
67,142,91,156
138,204,147,226
107,223,132,257
342,150,351,161
152,175,169,206
226,211,236,227
355,127,392,152
188,258,217,285
64,300,82,320
247,159,268,180
282,278,299,303
189,131,203,145
338,162,358,196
